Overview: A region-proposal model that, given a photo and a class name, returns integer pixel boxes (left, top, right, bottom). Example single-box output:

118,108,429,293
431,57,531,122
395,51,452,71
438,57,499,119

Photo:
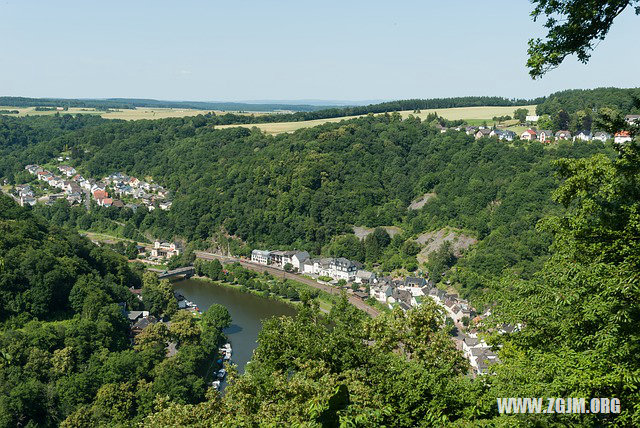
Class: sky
1,0,639,102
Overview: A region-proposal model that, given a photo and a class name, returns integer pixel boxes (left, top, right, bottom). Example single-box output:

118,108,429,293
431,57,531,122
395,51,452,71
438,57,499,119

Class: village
250,248,505,375
462,113,639,143
15,156,172,211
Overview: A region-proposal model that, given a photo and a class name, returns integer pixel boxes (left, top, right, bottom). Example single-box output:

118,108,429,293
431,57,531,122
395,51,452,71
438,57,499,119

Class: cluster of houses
250,248,501,375
519,128,620,143
471,127,517,141
103,172,172,211
370,276,504,374
369,277,473,321
251,249,376,284
13,184,37,207
464,114,639,144
517,114,640,144
22,163,172,211
23,164,85,206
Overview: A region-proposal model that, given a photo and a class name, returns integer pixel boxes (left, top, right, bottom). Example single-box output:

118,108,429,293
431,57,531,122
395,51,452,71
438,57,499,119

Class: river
172,278,297,373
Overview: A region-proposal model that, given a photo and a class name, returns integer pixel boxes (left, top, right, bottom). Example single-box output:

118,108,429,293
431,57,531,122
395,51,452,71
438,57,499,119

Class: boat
216,369,226,380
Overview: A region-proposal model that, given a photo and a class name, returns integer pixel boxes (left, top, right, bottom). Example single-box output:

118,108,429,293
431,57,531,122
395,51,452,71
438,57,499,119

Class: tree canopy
527,0,640,78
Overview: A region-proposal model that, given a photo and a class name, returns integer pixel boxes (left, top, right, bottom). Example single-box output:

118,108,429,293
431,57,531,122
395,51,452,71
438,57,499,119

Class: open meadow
215,105,538,135
0,104,537,133
0,106,267,120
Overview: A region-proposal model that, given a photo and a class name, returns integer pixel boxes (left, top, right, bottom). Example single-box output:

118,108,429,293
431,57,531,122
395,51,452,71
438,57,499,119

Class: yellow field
216,105,538,135
0,106,264,121
0,104,538,132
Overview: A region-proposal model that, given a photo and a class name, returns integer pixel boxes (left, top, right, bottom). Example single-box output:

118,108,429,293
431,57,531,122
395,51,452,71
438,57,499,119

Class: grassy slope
215,105,538,135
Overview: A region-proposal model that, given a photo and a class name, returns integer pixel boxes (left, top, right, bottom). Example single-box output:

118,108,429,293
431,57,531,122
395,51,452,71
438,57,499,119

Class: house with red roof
614,131,632,144
520,129,537,141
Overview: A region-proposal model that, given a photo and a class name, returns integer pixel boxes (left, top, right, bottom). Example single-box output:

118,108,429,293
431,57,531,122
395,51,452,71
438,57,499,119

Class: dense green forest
0,194,235,426
532,87,640,134
0,111,616,301
536,87,640,116
144,139,640,426
1,144,639,424
1,89,639,424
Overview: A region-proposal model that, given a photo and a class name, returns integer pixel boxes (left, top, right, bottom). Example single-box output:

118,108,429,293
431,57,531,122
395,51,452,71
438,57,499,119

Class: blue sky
1,0,638,102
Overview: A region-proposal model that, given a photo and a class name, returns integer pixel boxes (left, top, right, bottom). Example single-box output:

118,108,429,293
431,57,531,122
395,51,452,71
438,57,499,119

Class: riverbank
172,277,297,373
194,251,380,317
77,229,378,317
184,274,333,313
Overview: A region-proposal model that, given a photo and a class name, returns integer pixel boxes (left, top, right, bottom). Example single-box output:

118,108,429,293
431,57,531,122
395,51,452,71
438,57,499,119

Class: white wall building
151,241,180,258
251,249,271,265
291,251,310,272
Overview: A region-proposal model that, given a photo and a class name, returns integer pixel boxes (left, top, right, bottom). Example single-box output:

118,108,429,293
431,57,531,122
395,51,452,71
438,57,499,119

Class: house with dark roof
404,277,427,288
131,315,158,335
391,288,414,308
538,130,553,142
474,128,492,139
625,114,640,124
593,131,611,142
574,131,592,141
490,129,516,141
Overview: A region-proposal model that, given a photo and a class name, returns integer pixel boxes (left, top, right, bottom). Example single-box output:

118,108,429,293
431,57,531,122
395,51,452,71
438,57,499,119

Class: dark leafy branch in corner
527,0,639,78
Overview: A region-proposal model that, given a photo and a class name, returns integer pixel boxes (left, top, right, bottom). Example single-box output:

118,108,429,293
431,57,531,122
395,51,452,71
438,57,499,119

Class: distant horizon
2,1,639,101
2,85,639,107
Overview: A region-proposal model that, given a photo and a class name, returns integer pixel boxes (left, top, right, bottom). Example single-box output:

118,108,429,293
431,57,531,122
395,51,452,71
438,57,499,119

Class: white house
151,242,180,258
574,131,592,141
251,249,271,265
555,130,572,140
20,196,36,206
354,270,376,284
302,258,315,274
402,277,427,296
305,257,359,281
520,129,537,141
614,131,633,144
593,131,611,142
538,130,553,142
370,284,393,303
329,258,358,281
291,251,310,272
625,114,640,124
525,115,539,122
469,347,498,375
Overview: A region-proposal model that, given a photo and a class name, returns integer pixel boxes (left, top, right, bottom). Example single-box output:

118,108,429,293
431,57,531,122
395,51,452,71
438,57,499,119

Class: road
194,251,380,317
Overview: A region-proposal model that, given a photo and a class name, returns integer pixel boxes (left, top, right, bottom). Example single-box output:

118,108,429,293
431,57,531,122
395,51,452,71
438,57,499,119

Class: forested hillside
1,112,615,300
0,194,233,426
536,87,640,116
533,87,640,134
1,97,638,425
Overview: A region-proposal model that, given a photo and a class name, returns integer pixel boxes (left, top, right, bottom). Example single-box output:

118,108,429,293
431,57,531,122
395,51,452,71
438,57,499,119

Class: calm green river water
172,278,296,373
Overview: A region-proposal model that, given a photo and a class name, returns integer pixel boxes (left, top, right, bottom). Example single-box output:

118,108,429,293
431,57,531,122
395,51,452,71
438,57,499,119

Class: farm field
216,105,538,135
1,104,538,131
0,106,267,120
